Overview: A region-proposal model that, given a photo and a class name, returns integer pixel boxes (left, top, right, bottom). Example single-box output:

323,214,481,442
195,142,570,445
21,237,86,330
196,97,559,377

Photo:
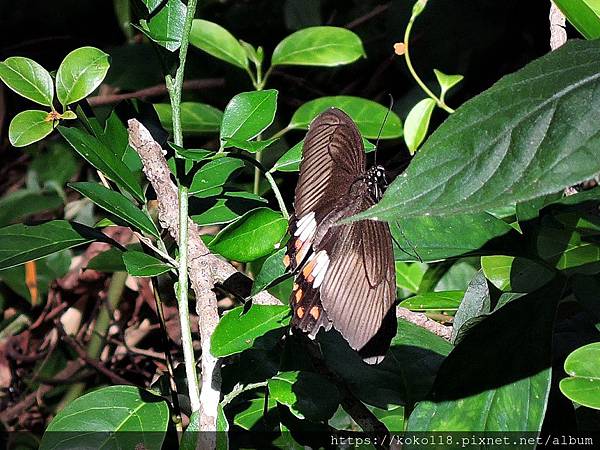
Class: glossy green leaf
141,0,162,13
139,0,186,52
481,255,555,292
537,222,600,273
40,385,169,450
403,98,436,154
155,102,222,134
233,397,277,430
252,247,287,295
209,208,287,262
223,137,278,154
289,96,402,139
399,291,463,311
211,304,290,357
406,281,562,435
451,270,490,344
272,136,375,172
268,371,340,421
189,157,245,197
0,220,97,270
9,110,54,147
86,247,126,272
0,56,53,106
359,40,600,221
554,0,600,39
0,189,63,228
192,191,267,226
394,262,425,293
59,126,144,202
272,26,365,67
560,342,600,409
189,19,248,69
220,90,278,142
123,251,171,276
70,182,159,237
433,68,464,98
56,47,110,106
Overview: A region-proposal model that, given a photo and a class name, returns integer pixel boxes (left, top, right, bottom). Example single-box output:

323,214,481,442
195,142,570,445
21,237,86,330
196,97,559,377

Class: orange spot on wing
294,239,303,250
297,306,305,319
309,306,320,320
283,254,290,267
302,258,317,278
295,288,303,303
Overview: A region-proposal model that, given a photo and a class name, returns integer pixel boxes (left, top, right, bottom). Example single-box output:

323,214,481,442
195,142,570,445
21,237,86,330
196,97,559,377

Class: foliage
1,0,599,447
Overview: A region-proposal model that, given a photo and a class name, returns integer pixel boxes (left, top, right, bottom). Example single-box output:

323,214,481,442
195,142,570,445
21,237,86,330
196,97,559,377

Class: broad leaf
272,26,365,67
211,304,290,357
233,397,277,430
554,0,600,39
70,182,159,237
209,208,287,262
220,90,278,142
403,98,436,154
560,342,600,409
0,189,63,227
399,291,463,311
289,96,402,139
192,191,267,226
189,157,245,197
56,47,110,106
251,247,287,295
86,247,127,272
481,255,555,292
451,270,490,344
0,56,53,106
139,0,186,52
123,251,171,276
9,110,54,147
40,385,169,450
155,102,222,134
223,137,278,154
141,0,162,13
395,262,426,293
189,19,248,69
359,40,600,221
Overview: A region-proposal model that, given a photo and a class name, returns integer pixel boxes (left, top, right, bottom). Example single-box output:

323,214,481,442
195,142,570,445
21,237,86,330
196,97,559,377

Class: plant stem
221,381,268,408
403,7,454,114
253,149,263,195
165,0,202,414
265,171,289,219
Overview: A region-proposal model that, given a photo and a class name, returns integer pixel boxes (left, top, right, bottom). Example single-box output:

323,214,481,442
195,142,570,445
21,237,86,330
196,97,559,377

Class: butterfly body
285,108,397,364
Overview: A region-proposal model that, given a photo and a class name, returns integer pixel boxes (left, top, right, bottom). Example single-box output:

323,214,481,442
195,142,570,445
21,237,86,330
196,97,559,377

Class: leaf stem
221,381,268,408
403,2,455,114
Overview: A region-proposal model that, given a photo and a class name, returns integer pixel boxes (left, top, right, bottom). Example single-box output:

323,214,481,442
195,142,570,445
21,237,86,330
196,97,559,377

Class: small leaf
433,68,464,98
56,47,110,106
451,270,490,343
268,371,340,421
0,189,63,228
39,385,169,450
59,126,144,202
395,262,426,293
209,208,287,262
86,247,126,272
69,182,159,237
9,110,54,147
553,0,600,39
403,98,436,154
399,291,463,311
0,56,54,106
123,251,171,276
0,220,96,270
220,90,278,142
251,247,287,295
560,342,600,409
233,397,277,430
141,0,162,13
139,0,186,52
155,102,222,134
223,137,278,154
289,96,402,139
272,26,365,67
192,191,267,227
211,304,290,357
189,19,248,69
189,157,245,197
481,255,555,292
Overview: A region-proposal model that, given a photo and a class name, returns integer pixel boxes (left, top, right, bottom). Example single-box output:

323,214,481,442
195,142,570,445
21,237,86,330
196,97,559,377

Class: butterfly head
365,165,388,201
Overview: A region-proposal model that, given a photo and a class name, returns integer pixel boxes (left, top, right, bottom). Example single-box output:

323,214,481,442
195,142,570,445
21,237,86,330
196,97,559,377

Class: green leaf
433,68,464,98
560,342,600,409
233,397,277,430
399,291,463,311
40,385,169,450
55,47,110,106
289,96,402,139
0,56,53,106
403,98,436,154
406,281,562,435
189,19,248,69
554,0,600,39
481,255,555,292
141,0,162,13
223,137,278,154
8,110,54,147
189,157,245,197
191,191,267,226
395,262,426,293
86,247,126,272
139,0,186,52
208,208,287,262
272,26,365,67
69,182,159,237
359,40,600,221
451,270,490,344
0,189,63,228
251,247,287,295
220,90,278,142
59,126,144,202
0,221,96,270
211,304,290,357
268,371,340,421
123,251,171,276
154,102,222,134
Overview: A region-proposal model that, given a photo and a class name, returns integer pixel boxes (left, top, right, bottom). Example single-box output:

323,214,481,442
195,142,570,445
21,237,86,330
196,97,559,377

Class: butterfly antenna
374,94,395,166
391,220,423,263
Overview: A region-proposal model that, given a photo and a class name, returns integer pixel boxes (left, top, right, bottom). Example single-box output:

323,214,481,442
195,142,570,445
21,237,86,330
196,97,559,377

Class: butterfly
283,107,397,364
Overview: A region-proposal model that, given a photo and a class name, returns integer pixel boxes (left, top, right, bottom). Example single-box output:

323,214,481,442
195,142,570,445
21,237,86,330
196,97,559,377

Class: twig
397,306,452,340
345,3,390,29
549,2,567,50
86,78,224,106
